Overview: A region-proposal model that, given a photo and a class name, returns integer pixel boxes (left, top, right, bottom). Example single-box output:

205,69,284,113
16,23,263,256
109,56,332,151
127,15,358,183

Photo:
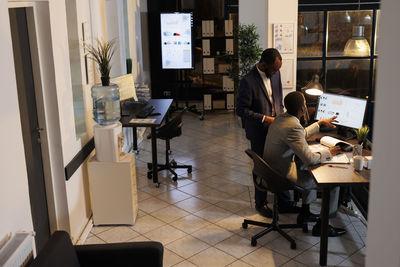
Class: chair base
242,219,307,248
147,161,192,181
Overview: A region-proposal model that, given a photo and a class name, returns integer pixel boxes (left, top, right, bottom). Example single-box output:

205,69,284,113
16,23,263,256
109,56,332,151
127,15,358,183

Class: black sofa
28,231,163,267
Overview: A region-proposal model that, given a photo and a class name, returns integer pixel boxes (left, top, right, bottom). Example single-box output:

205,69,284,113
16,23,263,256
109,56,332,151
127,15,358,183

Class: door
9,7,51,252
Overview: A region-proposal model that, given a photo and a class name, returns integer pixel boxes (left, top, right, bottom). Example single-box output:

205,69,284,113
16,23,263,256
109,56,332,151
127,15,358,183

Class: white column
366,0,400,266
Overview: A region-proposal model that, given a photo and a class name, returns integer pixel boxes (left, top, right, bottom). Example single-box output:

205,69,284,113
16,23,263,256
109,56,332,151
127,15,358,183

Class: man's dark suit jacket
236,66,284,144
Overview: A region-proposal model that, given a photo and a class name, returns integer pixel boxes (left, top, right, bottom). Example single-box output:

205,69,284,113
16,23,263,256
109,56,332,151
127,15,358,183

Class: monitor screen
315,93,367,129
160,12,193,69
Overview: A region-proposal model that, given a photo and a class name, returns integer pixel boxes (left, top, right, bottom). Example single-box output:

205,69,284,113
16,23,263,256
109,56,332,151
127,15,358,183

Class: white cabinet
88,154,138,225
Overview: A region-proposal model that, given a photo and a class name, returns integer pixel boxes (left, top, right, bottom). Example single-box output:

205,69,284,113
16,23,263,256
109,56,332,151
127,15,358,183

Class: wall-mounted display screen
160,12,193,69
315,93,367,129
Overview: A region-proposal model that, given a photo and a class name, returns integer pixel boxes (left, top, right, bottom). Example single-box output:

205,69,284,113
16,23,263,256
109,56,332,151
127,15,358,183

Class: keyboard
136,105,155,118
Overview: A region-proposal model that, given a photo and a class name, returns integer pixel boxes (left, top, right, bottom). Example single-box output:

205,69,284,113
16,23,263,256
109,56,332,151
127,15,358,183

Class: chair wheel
155,183,160,188
290,242,296,250
173,175,178,182
242,222,248,229
188,167,192,173
251,238,257,247
199,116,204,120
302,224,308,233
147,163,152,170
147,172,152,179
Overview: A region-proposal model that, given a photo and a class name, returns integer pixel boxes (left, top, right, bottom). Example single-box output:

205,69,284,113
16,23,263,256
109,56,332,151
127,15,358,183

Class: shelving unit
200,18,237,115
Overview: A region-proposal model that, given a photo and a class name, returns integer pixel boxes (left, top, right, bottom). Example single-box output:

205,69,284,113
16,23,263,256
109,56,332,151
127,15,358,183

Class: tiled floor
85,111,367,267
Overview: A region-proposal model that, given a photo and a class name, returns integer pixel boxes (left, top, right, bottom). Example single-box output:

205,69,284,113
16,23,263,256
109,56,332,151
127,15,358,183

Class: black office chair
147,108,192,181
242,149,308,248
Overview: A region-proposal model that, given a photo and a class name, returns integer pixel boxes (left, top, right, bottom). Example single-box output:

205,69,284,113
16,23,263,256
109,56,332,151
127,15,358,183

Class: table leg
132,127,138,152
320,187,331,266
151,127,158,186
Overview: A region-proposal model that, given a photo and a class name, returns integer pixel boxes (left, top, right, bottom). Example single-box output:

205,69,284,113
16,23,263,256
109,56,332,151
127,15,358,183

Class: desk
308,134,370,266
121,99,173,186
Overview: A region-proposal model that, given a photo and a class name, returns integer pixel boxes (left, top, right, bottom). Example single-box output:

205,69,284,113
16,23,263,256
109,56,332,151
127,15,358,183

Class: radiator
0,232,35,267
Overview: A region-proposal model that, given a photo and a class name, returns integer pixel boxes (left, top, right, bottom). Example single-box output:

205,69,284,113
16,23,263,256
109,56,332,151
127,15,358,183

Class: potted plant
354,125,370,146
353,125,370,155
85,38,120,125
225,23,263,95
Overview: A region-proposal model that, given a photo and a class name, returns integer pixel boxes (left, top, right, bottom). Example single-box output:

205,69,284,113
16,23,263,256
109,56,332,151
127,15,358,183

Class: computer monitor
160,12,193,69
315,93,367,129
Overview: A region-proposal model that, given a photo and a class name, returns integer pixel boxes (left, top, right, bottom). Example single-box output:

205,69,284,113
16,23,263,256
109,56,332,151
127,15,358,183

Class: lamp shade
344,26,370,57
302,74,323,96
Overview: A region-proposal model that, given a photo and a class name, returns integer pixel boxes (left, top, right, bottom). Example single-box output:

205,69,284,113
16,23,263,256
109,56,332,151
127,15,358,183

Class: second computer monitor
315,93,367,129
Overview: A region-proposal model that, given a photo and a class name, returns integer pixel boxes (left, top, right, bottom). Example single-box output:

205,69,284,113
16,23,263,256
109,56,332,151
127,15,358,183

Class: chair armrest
75,241,163,267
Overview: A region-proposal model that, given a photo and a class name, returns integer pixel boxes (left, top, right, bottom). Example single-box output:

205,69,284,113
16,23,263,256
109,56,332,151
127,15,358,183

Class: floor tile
137,189,153,202
151,205,190,223
130,214,166,234
191,224,234,245
280,259,309,267
84,235,106,244
144,224,187,245
172,214,211,234
194,204,233,223
166,235,210,259
127,235,151,242
138,197,170,213
215,234,258,258
140,183,172,196
178,183,212,196
241,246,290,267
95,226,140,243
174,197,211,213
226,260,253,267
264,236,314,258
90,226,112,235
294,244,346,267
196,188,231,204
188,247,236,267
215,214,246,234
173,260,198,267
164,248,185,267
215,196,251,213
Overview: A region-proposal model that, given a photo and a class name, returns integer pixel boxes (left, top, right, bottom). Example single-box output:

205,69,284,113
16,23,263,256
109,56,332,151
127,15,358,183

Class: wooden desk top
308,131,371,187
120,99,173,127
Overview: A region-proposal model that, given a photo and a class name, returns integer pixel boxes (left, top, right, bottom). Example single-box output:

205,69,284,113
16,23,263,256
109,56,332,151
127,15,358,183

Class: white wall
239,0,298,97
0,0,34,240
239,0,267,49
366,0,400,266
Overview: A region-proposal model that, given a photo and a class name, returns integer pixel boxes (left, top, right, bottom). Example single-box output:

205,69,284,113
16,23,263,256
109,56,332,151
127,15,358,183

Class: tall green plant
226,24,263,93
85,38,117,86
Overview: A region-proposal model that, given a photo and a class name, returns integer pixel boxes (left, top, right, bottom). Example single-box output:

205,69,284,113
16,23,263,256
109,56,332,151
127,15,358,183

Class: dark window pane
298,12,324,57
297,60,323,91
371,59,376,100
326,59,370,98
327,11,373,57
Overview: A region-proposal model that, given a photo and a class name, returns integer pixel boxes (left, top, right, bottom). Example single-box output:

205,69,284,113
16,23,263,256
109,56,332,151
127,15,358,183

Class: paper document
322,153,350,164
309,137,351,164
129,118,156,124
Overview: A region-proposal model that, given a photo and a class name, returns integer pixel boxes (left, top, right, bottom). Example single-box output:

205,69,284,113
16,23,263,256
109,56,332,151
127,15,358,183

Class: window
297,7,379,102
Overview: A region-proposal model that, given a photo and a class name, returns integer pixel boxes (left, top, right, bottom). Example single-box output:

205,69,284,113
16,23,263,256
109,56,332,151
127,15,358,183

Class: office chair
242,149,308,248
147,108,192,181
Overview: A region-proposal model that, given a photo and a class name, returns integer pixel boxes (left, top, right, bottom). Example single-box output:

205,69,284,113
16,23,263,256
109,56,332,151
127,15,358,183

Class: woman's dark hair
284,91,305,116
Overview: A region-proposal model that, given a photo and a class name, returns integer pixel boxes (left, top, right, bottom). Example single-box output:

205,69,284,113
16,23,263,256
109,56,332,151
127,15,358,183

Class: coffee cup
353,156,364,171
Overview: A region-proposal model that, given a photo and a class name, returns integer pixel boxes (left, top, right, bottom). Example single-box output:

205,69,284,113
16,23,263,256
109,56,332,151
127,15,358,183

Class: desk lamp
302,74,323,96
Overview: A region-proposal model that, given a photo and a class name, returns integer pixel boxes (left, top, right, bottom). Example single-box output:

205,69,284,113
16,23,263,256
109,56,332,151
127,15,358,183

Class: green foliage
85,38,117,85
354,125,370,144
225,24,263,93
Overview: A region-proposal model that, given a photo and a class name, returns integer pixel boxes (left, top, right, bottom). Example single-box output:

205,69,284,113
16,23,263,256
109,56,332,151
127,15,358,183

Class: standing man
236,48,296,217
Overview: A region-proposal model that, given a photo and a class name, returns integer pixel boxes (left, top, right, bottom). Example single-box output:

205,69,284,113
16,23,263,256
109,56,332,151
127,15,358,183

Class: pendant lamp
343,0,371,57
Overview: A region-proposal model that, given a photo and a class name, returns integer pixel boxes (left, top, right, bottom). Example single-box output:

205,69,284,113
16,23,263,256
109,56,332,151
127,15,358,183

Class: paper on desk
309,144,350,164
129,118,156,124
322,153,350,164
